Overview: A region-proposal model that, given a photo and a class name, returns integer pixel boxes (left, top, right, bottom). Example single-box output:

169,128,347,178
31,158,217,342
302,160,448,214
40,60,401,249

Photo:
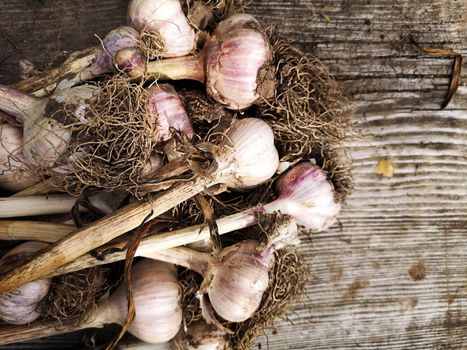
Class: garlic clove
140,153,164,178
114,47,147,77
23,117,71,168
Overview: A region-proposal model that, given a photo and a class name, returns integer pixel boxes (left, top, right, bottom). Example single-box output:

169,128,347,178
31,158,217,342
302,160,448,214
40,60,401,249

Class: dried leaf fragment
376,158,394,178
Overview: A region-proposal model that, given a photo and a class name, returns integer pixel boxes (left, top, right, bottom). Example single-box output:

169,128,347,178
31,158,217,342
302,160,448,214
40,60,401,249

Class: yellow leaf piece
376,158,394,178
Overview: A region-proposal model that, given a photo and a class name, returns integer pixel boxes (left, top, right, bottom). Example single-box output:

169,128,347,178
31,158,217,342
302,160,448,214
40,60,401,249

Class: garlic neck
89,296,121,328
145,52,205,82
0,86,46,124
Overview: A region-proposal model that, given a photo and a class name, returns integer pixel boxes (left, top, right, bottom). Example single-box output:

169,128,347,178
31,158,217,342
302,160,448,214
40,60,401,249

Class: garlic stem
12,47,96,97
0,195,83,218
2,210,253,277
0,118,278,294
0,177,212,293
137,54,205,82
0,318,94,346
0,221,74,242
10,179,57,197
140,246,209,275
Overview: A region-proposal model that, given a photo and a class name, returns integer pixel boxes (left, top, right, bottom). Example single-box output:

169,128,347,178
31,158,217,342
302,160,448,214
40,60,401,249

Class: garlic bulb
0,123,38,191
215,118,279,189
263,162,341,231
91,26,140,76
205,26,272,110
0,84,96,168
147,84,194,142
92,260,182,343
114,47,147,76
213,13,260,36
0,260,181,345
128,0,196,58
0,241,51,325
205,240,273,322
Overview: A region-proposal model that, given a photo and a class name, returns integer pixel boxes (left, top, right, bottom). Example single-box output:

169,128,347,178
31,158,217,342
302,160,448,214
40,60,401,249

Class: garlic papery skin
0,241,51,325
205,26,273,110
0,123,38,192
214,118,279,189
51,85,98,123
263,162,341,231
147,84,194,142
205,240,273,323
128,0,196,58
213,13,261,37
91,26,140,76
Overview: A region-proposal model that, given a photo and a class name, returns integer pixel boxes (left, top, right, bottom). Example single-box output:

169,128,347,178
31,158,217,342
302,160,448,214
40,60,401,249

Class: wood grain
0,0,466,349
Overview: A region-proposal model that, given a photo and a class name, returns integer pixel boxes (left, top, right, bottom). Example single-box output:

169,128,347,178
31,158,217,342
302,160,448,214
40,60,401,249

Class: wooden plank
0,0,466,349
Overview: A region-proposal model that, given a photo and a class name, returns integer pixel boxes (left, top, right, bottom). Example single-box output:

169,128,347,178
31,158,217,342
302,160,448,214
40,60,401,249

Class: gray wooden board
0,0,466,349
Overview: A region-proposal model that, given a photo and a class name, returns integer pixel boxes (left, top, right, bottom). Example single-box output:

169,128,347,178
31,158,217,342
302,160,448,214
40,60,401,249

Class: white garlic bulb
206,20,272,110
205,240,273,322
264,162,341,231
128,0,196,57
147,84,194,142
215,118,279,189
92,260,182,343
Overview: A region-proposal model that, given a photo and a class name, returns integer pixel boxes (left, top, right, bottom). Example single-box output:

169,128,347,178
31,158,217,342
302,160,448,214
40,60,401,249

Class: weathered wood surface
0,0,466,349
